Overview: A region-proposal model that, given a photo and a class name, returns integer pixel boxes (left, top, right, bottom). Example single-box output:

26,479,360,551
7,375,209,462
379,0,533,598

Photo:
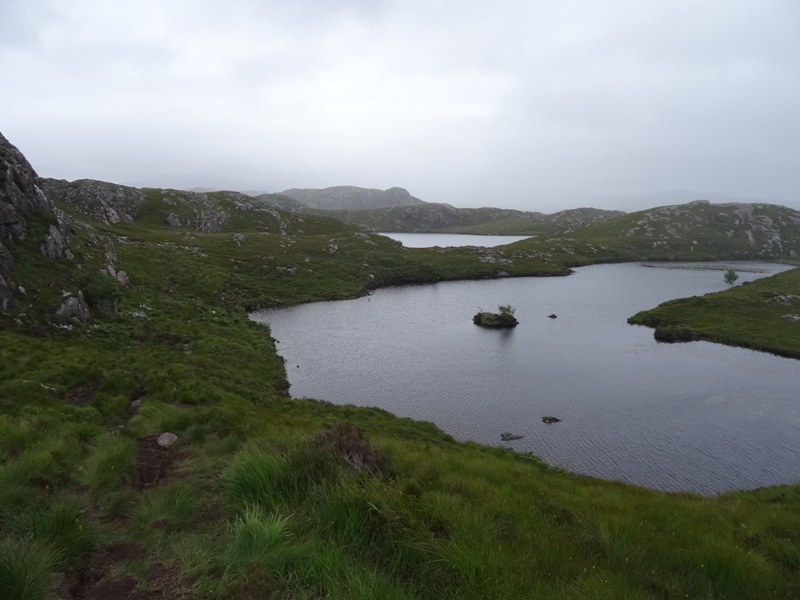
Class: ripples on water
251,262,800,494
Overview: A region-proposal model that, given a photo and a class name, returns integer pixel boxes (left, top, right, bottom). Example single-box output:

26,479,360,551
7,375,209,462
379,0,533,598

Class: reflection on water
251,262,799,494
379,232,531,247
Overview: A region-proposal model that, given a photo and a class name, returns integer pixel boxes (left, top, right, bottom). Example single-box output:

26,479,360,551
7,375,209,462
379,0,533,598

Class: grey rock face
0,133,52,218
41,178,145,225
1,132,71,306
0,274,13,311
157,190,232,232
0,242,13,275
41,210,70,259
56,291,91,321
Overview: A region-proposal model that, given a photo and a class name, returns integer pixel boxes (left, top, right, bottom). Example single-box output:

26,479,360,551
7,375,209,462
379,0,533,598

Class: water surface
251,262,799,494
379,232,531,247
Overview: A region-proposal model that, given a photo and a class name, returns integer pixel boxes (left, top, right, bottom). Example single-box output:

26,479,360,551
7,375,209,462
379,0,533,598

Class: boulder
56,291,91,321
157,432,178,448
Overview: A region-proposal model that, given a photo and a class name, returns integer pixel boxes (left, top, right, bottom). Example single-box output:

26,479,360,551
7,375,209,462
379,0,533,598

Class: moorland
2,131,799,599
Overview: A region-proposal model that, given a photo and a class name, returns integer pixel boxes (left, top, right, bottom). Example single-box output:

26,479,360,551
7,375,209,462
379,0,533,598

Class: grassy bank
629,265,800,358
2,200,799,598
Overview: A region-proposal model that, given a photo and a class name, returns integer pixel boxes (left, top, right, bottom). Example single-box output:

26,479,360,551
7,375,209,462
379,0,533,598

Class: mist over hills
279,186,425,211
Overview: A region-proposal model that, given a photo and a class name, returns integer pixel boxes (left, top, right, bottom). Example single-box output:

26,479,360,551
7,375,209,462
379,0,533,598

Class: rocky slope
329,203,625,235
280,185,425,210
0,133,70,309
569,200,800,260
41,181,310,234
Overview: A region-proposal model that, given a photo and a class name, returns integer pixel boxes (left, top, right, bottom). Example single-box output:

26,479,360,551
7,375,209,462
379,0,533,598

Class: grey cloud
1,0,798,214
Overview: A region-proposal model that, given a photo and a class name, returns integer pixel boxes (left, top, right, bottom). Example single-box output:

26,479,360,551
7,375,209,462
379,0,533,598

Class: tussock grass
2,496,96,567
79,432,136,496
0,537,59,600
133,480,202,533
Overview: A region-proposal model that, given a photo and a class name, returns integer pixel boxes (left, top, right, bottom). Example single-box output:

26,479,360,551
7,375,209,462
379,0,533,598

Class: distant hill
280,186,425,210
509,200,800,264
328,203,624,235
573,200,800,259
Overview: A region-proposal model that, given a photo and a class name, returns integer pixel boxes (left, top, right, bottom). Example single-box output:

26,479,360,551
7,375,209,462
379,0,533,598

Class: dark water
251,262,800,494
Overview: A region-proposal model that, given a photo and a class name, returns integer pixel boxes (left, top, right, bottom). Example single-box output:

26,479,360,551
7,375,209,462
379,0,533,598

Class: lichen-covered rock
41,213,70,259
116,271,130,286
1,132,71,306
41,178,144,225
56,291,91,321
0,133,52,217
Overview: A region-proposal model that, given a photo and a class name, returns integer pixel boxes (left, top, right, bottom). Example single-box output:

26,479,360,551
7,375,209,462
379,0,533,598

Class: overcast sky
2,0,799,213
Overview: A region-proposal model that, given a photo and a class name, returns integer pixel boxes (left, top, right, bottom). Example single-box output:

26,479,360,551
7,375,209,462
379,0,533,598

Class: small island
473,304,519,328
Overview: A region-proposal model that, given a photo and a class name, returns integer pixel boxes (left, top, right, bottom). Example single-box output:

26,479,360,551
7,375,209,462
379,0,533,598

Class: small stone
157,432,178,447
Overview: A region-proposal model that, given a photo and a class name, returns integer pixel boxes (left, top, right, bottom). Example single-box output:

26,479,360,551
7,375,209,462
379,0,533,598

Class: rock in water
500,432,524,441
542,416,562,424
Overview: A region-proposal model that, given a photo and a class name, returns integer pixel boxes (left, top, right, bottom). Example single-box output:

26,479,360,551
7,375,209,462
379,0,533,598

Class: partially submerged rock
500,432,524,441
542,416,561,424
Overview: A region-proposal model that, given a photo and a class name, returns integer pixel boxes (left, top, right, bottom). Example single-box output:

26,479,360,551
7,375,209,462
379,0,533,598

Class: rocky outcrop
155,189,232,232
42,178,145,225
56,291,91,321
1,132,71,308
618,201,800,256
252,193,309,214
281,186,425,211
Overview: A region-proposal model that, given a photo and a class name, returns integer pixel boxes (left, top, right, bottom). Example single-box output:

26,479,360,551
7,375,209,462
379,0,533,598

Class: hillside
503,200,800,266
1,131,799,599
572,200,800,259
280,185,425,210
326,203,625,235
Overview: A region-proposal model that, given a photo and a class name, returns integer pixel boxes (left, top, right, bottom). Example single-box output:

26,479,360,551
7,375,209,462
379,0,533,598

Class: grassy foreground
1,200,799,599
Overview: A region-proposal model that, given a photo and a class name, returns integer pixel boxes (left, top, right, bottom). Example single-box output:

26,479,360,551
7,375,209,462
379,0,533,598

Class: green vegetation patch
629,267,800,358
